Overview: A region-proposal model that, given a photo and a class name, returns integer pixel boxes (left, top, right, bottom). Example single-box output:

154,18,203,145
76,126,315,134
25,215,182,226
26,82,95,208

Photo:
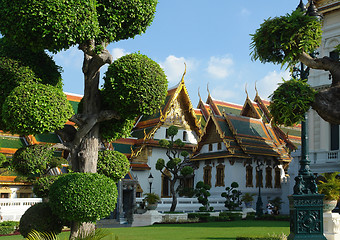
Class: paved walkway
96,219,131,228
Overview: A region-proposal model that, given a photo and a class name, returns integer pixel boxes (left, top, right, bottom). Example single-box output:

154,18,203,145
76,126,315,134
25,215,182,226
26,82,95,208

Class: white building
307,0,340,174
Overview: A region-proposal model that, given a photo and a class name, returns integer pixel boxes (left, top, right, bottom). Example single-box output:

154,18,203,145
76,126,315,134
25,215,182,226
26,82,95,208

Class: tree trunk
170,179,177,212
299,52,340,125
68,46,112,238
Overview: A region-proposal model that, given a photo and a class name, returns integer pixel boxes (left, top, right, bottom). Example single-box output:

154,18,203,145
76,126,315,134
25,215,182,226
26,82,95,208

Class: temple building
191,91,300,211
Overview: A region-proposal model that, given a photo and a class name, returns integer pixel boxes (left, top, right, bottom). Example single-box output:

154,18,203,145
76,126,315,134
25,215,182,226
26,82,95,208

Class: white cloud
240,8,251,16
206,55,234,79
111,48,130,61
53,46,83,69
211,87,239,101
160,55,198,85
256,70,290,100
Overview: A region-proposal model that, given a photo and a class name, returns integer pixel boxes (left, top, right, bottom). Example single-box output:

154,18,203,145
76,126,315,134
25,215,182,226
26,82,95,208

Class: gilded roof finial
255,81,259,97
198,87,202,101
181,62,187,84
207,83,211,96
245,83,249,99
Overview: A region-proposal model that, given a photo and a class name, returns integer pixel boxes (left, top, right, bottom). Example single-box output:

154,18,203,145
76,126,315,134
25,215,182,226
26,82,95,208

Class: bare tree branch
97,110,121,123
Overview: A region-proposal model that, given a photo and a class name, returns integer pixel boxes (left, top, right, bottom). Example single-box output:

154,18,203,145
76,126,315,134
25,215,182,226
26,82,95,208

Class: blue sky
55,0,302,107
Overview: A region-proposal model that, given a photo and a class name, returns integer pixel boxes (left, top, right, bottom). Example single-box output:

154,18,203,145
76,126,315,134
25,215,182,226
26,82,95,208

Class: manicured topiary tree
19,202,64,238
49,173,117,233
155,125,194,212
0,1,167,237
2,82,74,135
195,181,213,212
251,7,340,126
33,175,60,199
221,182,242,211
12,145,58,177
97,150,130,182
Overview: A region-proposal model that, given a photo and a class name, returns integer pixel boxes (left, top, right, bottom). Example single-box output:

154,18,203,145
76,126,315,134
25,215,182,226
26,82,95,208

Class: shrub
2,82,74,135
97,150,130,182
0,226,15,235
221,182,242,210
33,175,59,198
236,237,282,240
188,213,210,222
0,221,19,227
220,211,242,221
269,78,316,126
49,173,118,223
12,145,54,176
195,181,213,212
102,52,168,118
19,202,63,238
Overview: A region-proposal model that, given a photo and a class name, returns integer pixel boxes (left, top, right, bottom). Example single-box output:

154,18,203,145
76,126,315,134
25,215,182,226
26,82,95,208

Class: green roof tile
112,143,133,154
0,136,26,149
69,100,80,114
34,133,61,143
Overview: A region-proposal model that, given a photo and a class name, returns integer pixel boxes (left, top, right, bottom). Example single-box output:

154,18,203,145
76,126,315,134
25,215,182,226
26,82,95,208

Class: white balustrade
0,198,42,221
136,197,226,213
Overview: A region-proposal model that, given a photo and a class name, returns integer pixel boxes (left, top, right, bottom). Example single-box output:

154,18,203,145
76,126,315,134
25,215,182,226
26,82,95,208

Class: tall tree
250,7,340,125
155,125,194,212
0,0,168,238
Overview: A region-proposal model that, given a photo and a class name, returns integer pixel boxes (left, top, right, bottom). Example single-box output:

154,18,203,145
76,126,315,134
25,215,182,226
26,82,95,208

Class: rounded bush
19,202,63,238
102,53,168,118
99,117,135,142
0,38,62,89
12,145,54,176
97,150,130,182
269,78,316,126
2,82,74,135
0,0,99,52
33,175,59,198
49,173,118,223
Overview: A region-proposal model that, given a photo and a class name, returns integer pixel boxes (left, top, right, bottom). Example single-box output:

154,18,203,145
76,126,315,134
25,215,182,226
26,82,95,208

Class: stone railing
0,198,42,221
310,150,340,165
136,197,226,213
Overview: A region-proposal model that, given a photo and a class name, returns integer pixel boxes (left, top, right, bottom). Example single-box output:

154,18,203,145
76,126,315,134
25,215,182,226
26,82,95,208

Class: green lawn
1,220,289,240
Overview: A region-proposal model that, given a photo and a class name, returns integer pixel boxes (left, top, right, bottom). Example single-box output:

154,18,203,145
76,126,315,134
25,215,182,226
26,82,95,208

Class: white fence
0,198,42,221
0,197,225,222
136,197,226,213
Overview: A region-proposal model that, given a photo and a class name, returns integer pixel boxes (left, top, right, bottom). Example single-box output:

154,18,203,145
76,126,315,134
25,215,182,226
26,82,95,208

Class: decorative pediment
163,98,191,130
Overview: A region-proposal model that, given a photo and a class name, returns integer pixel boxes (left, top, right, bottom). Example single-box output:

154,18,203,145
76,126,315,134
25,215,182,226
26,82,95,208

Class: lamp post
288,2,326,239
148,173,154,194
256,161,264,218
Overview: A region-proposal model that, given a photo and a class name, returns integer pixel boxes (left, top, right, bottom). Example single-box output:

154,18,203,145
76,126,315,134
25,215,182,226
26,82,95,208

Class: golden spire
245,83,249,99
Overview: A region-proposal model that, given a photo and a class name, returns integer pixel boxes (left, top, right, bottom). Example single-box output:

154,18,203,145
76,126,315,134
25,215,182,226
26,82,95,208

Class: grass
1,220,289,240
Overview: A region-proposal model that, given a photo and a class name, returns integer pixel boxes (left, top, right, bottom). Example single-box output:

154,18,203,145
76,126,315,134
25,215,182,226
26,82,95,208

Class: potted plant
144,193,160,210
317,172,340,213
241,193,256,208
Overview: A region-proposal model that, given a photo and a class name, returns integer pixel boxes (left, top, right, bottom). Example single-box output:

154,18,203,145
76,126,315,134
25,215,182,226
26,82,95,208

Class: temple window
265,166,273,188
136,184,143,198
274,167,281,188
215,164,225,187
0,187,11,198
203,165,212,187
183,131,187,141
217,142,222,150
246,165,253,187
162,170,172,197
208,144,213,151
